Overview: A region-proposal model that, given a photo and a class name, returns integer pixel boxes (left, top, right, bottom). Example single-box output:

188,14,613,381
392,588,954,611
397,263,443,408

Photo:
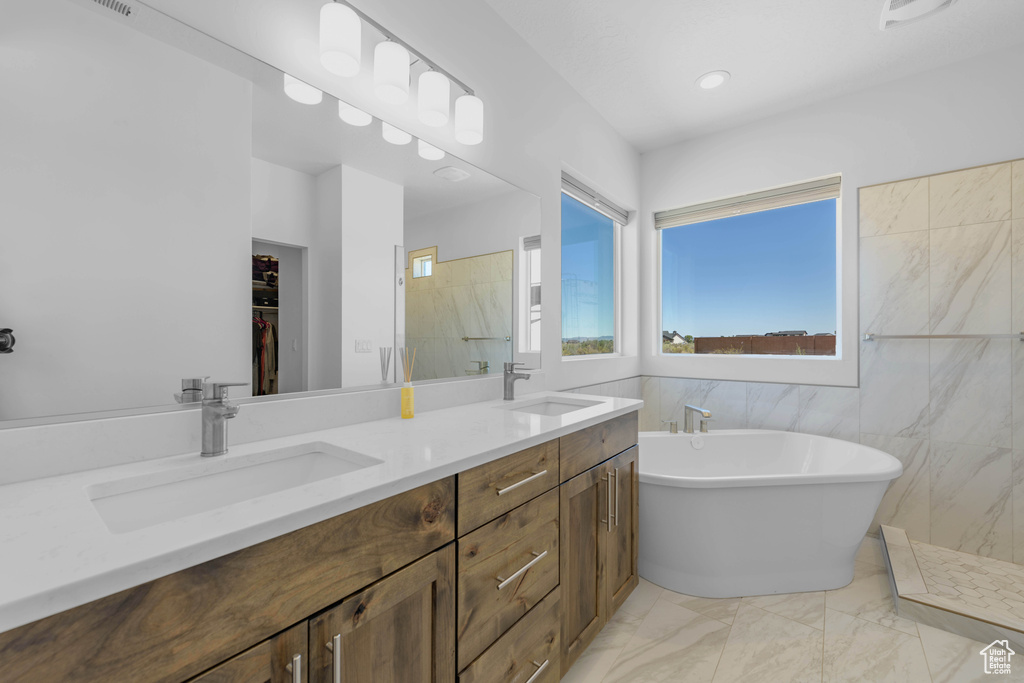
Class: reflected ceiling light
382,121,412,145
434,166,471,183
417,139,445,161
696,70,730,90
418,71,450,127
454,95,483,145
374,41,410,104
283,73,323,104
319,2,361,77
338,101,372,126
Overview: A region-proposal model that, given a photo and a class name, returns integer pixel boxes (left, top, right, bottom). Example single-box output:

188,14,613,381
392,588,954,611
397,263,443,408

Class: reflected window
521,235,542,352
412,254,433,278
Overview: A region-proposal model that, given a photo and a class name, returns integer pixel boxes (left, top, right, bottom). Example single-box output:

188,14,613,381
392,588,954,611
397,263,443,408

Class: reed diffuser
400,347,416,419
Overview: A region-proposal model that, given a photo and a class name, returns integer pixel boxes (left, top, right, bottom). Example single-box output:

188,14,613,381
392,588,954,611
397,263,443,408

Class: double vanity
0,393,641,682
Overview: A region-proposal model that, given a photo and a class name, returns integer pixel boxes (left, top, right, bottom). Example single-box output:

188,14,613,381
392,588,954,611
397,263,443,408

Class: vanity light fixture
283,73,323,104
382,121,412,145
418,71,450,127
320,1,484,143
319,2,361,77
696,70,730,90
374,41,410,104
454,94,484,145
338,100,372,126
418,139,445,161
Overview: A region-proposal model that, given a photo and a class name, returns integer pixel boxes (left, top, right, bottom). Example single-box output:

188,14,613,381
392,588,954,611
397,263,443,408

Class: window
412,254,432,278
658,176,840,358
520,235,542,353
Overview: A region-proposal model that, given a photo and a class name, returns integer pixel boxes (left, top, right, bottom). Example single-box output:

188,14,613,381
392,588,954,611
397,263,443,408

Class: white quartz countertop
0,392,641,633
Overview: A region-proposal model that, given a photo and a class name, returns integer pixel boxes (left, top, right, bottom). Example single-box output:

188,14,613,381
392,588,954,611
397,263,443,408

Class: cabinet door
308,543,456,683
559,463,608,676
606,446,639,614
189,622,307,683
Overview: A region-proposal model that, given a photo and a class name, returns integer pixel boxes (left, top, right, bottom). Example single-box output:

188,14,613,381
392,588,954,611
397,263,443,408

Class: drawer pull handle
604,472,612,532
285,653,301,683
496,470,547,496
526,659,550,683
612,467,619,527
496,550,548,590
326,634,341,683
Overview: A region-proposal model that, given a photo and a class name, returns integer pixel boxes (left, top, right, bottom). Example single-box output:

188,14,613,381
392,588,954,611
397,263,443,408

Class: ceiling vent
880,0,958,30
91,0,133,17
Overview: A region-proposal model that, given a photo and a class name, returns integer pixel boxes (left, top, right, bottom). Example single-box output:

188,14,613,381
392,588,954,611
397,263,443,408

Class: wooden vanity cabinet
189,622,308,683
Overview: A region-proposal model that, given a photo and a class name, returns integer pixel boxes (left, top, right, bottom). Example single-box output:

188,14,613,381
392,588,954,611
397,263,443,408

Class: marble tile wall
405,251,513,381
623,159,1024,563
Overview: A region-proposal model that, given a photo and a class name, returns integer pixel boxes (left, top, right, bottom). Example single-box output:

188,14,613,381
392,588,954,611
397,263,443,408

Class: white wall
309,166,344,390
0,1,251,420
251,158,316,247
406,191,540,261
142,0,643,393
640,43,1024,385
340,165,404,388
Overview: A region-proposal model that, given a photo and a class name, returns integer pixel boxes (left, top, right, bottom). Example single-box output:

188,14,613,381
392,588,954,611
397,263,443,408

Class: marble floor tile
825,561,920,636
929,441,1012,561
560,609,645,683
1014,162,1024,221
918,623,1001,683
640,377,661,432
746,383,799,431
742,591,826,630
1012,221,1024,331
618,578,665,619
859,339,930,439
662,591,742,625
602,599,730,683
929,221,1011,335
856,535,887,568
797,385,860,442
1013,451,1024,565
929,162,1012,229
859,177,930,237
860,230,930,336
929,339,1012,448
863,434,930,541
700,380,747,430
710,603,823,683
822,609,931,683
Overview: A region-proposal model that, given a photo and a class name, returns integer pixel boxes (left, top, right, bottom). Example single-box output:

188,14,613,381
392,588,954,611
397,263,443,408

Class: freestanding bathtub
638,430,902,598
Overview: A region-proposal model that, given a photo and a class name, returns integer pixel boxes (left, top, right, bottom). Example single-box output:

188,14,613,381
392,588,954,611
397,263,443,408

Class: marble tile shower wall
629,159,1024,563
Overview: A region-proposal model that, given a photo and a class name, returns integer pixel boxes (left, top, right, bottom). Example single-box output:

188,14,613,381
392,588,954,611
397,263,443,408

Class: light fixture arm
334,0,475,96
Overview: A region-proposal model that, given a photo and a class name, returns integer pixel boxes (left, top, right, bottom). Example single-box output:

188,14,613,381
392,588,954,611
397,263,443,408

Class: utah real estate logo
980,640,1015,675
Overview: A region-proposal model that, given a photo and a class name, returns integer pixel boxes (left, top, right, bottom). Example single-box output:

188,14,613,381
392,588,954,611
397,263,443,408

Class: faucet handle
203,381,249,401
661,419,679,434
503,361,526,373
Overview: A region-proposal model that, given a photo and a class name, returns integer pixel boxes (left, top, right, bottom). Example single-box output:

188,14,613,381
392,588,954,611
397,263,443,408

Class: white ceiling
483,0,1024,152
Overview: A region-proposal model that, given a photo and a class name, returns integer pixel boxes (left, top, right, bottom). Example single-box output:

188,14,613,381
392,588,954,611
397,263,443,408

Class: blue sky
661,199,837,338
562,193,615,340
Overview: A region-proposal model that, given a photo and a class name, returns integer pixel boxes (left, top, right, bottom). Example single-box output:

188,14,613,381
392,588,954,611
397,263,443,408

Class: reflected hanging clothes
252,316,278,396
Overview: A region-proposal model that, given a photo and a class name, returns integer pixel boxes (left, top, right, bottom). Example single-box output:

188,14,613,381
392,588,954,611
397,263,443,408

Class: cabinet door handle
605,472,612,532
326,634,341,683
496,470,547,496
285,653,301,683
496,550,548,590
613,466,620,527
525,659,550,683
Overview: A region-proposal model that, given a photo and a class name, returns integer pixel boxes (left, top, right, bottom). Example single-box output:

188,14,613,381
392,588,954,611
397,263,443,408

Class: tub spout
683,405,712,434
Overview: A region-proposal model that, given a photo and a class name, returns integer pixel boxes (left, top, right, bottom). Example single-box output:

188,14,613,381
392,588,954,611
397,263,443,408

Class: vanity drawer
559,411,638,482
457,439,558,535
458,587,560,683
457,488,559,670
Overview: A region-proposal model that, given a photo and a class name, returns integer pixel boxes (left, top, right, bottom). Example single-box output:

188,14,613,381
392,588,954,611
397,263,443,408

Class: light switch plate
355,339,373,353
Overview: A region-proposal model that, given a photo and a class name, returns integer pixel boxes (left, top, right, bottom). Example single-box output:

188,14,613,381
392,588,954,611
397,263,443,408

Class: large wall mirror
1,0,541,424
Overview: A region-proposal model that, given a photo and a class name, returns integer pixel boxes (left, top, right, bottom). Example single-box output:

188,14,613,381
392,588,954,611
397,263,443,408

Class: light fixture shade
382,121,412,145
417,139,445,161
283,73,323,105
696,70,730,90
417,71,450,127
320,3,361,77
373,41,410,104
338,101,372,126
454,94,484,145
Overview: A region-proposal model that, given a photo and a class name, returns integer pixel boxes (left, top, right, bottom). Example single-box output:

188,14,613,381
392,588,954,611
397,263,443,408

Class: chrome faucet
661,420,679,434
683,405,712,434
503,362,531,401
201,381,247,457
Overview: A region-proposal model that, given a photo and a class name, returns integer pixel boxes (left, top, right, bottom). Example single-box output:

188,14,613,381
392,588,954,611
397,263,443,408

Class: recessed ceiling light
434,166,471,183
696,71,730,90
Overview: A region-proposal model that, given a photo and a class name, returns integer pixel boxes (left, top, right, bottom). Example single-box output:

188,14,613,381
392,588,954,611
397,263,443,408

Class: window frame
650,176,856,387
560,188,623,360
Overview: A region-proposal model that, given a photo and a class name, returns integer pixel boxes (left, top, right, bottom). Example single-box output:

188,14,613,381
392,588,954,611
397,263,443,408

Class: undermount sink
504,397,604,417
87,442,382,534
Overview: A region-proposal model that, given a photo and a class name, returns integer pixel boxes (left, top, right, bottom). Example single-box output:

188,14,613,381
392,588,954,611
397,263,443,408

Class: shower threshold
880,525,1024,650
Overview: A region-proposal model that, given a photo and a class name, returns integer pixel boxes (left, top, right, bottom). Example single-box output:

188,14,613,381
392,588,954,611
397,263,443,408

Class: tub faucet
661,420,679,434
201,381,247,457
683,405,712,434
503,362,531,400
